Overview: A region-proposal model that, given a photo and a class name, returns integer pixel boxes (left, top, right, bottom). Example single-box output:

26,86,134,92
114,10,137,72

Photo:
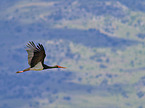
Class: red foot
16,71,23,73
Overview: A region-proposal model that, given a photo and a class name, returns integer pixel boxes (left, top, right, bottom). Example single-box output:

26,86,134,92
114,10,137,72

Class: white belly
30,62,43,71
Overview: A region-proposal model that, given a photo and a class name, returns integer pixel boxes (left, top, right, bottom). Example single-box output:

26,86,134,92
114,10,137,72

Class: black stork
16,41,66,73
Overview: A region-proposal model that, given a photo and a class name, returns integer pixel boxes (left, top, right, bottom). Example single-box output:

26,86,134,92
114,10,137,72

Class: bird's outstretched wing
26,41,46,68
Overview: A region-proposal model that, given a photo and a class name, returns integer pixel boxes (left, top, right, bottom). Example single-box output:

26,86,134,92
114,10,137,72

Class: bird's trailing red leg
16,71,24,73
16,68,30,73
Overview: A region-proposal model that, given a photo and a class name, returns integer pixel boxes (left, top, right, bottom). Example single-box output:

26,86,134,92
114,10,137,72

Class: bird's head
55,65,67,68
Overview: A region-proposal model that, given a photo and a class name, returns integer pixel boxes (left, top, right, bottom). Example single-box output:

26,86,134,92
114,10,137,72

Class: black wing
26,41,46,68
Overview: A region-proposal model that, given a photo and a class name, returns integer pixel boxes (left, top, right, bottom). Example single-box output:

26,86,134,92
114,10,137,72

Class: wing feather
26,41,46,68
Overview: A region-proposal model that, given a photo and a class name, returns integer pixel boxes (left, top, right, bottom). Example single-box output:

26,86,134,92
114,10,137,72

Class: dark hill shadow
1,70,128,101
0,21,140,49
48,28,139,48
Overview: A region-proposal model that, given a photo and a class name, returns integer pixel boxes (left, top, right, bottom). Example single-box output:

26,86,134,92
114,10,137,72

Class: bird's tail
16,68,30,73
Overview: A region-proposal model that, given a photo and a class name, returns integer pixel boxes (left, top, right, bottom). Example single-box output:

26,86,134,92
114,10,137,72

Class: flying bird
16,41,66,73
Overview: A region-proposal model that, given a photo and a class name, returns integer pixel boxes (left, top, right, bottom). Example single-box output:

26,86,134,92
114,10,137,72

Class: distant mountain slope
1,0,145,42
1,0,145,108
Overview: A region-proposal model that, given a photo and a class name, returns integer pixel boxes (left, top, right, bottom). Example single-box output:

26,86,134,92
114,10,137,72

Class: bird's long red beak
57,65,67,68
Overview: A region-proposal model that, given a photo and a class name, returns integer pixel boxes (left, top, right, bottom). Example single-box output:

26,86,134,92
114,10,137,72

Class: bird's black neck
43,64,57,69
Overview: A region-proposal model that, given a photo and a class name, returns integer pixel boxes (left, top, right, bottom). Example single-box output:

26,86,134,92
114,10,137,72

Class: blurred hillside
0,0,145,108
